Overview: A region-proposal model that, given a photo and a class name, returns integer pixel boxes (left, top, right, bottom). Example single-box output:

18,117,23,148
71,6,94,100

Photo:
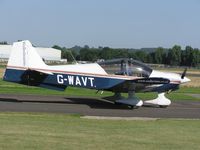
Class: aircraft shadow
65,97,131,109
0,97,130,110
0,97,163,109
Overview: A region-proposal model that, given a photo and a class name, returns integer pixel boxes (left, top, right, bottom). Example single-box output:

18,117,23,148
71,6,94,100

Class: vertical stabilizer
7,40,47,69
4,40,64,90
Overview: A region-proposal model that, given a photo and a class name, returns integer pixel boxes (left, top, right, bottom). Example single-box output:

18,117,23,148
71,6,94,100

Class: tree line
53,45,200,67
1,41,199,67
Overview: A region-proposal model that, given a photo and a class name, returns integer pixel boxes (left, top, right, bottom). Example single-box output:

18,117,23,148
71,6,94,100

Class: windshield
98,58,152,77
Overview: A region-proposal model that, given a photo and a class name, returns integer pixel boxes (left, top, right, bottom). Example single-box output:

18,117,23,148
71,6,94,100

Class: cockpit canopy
98,58,152,77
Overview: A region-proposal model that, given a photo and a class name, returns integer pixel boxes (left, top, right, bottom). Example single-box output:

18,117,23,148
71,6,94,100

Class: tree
168,45,181,66
79,48,99,61
135,51,148,62
181,50,186,66
128,51,138,60
52,45,63,50
113,49,129,58
154,47,164,64
61,47,74,62
185,46,193,67
146,52,154,63
191,48,200,67
79,48,90,61
99,47,114,60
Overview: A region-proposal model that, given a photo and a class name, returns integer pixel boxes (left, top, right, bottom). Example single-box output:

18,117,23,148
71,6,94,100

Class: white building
0,45,12,58
0,45,61,61
35,47,61,61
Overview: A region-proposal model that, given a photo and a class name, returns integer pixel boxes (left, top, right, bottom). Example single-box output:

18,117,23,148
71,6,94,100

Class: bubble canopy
98,58,152,77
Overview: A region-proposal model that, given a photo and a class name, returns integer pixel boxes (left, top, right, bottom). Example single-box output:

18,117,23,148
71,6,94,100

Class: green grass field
0,73,200,149
0,113,199,150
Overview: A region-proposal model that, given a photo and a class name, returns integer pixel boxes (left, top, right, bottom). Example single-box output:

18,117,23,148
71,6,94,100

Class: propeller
181,68,187,79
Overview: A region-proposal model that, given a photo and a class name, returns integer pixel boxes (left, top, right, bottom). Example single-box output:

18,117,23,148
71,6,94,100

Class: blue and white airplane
3,41,190,108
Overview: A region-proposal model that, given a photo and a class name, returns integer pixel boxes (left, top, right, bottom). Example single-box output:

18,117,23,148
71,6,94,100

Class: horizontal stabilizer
33,69,54,75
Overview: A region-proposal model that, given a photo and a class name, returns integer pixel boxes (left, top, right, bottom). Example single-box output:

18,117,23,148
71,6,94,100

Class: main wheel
128,105,139,109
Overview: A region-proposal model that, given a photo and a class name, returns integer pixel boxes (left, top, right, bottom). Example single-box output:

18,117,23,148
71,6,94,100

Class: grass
0,112,199,150
181,76,200,87
0,68,199,150
176,87,200,94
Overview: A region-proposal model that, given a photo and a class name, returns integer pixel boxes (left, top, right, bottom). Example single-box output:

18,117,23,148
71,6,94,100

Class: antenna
68,50,78,64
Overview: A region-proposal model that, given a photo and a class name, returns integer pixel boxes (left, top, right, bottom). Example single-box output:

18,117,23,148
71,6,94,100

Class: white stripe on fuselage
6,66,142,80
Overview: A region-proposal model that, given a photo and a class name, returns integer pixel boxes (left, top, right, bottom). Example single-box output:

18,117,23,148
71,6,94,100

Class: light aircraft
3,40,190,108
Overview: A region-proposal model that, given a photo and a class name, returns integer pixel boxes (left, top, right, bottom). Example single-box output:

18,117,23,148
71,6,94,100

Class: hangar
0,44,61,61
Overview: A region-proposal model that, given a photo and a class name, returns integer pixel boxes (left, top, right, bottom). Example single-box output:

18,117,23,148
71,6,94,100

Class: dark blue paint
153,83,179,92
3,68,125,91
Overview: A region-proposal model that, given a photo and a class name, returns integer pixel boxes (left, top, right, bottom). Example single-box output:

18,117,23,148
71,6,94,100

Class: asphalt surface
0,94,200,119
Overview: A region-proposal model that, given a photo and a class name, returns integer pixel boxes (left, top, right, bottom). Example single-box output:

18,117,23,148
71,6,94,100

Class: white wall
0,45,12,58
36,47,61,61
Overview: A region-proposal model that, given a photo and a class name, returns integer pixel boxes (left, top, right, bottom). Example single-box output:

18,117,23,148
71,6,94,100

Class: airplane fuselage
4,66,183,93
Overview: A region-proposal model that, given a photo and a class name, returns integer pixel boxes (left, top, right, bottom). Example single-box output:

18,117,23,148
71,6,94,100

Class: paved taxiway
0,94,199,119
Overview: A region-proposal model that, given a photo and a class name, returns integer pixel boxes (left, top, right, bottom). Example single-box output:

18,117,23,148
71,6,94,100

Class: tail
3,41,66,90
7,40,47,69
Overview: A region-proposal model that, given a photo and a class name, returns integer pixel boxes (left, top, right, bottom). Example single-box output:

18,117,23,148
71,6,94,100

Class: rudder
7,40,47,69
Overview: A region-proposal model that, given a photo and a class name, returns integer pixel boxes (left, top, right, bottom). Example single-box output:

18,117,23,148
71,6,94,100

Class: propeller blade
181,68,187,79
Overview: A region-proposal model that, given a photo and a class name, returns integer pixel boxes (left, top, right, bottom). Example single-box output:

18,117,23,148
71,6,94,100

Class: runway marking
81,116,159,121
81,116,200,121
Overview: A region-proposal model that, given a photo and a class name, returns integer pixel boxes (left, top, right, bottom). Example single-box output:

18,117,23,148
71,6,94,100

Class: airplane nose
181,77,191,83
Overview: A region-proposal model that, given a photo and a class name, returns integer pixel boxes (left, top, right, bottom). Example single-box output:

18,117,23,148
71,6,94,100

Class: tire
128,105,139,109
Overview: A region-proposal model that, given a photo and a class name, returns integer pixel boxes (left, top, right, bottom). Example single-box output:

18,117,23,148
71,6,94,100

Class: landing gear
144,92,171,108
113,92,171,109
128,105,140,109
113,92,124,99
114,91,143,108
